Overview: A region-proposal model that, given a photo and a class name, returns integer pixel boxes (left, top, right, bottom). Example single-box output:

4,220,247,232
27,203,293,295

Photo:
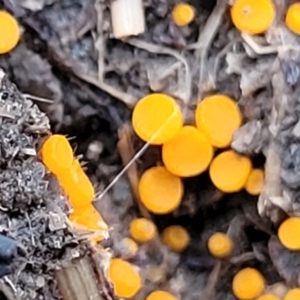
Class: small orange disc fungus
195,95,242,148
0,11,20,54
266,282,289,299
286,3,300,35
41,134,73,176
278,217,300,250
132,93,183,145
232,267,265,300
257,294,281,300
138,166,183,214
208,232,233,258
146,290,178,300
69,204,108,232
245,168,264,195
284,288,300,300
162,126,213,177
209,150,252,193
108,258,142,298
129,218,157,243
59,159,95,209
230,0,275,34
161,225,190,252
172,3,195,27
120,238,139,258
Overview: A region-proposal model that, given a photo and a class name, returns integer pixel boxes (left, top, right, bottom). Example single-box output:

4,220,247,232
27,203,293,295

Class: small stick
241,32,278,55
200,260,222,300
191,0,228,100
110,0,145,39
94,0,105,83
0,280,20,300
257,71,288,216
23,93,54,104
72,71,136,106
126,38,192,105
56,257,104,300
117,124,151,219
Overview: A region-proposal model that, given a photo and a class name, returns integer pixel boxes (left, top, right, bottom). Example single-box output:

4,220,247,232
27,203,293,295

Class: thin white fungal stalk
110,0,145,39
97,108,178,199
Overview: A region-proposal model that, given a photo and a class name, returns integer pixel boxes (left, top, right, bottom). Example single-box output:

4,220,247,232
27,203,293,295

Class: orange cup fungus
232,267,265,300
230,0,275,34
0,11,20,54
59,159,95,209
278,217,300,250
129,218,157,243
208,232,233,258
245,168,264,195
162,126,213,177
138,166,183,214
146,290,178,300
41,134,73,176
120,238,139,258
132,93,183,145
286,3,300,35
284,288,300,300
257,294,281,300
69,204,108,232
172,3,195,27
108,258,142,298
195,95,242,148
161,225,190,252
209,150,252,193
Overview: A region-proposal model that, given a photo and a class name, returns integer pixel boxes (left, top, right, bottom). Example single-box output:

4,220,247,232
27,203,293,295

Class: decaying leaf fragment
269,235,300,286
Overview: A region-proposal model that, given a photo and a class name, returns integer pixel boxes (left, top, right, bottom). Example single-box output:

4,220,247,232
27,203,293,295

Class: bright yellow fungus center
0,10,20,54
146,290,178,300
195,94,242,148
278,217,300,250
108,258,142,298
69,204,108,232
59,159,95,209
208,232,233,258
129,218,157,243
138,166,183,214
209,150,252,193
161,225,190,252
245,168,264,195
232,267,265,300
132,93,183,145
231,0,275,34
162,126,213,177
41,134,73,176
286,3,300,35
284,288,300,300
172,3,195,27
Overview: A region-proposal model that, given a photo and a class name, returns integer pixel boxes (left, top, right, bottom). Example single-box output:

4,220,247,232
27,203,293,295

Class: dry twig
94,0,106,83
110,0,145,39
190,0,228,99
258,71,289,217
126,38,192,106
56,257,104,300
117,124,151,219
200,260,222,300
